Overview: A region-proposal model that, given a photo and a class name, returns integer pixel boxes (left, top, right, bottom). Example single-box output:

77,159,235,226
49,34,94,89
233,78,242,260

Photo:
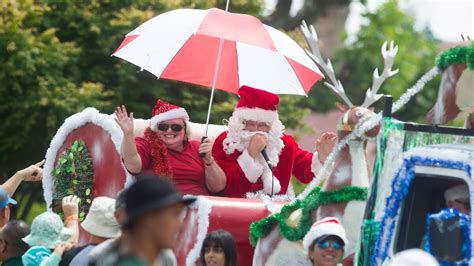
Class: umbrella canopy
113,8,323,95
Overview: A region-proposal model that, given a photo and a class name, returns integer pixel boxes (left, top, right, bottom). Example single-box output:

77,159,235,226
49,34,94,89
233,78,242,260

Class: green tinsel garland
436,42,474,70
52,140,94,221
249,186,368,246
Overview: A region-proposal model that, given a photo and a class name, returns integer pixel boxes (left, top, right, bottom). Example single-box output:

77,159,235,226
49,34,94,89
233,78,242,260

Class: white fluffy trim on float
184,196,212,266
43,107,133,210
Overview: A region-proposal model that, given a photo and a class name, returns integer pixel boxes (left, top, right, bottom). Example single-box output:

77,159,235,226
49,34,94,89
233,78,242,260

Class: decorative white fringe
43,107,133,210
185,196,213,266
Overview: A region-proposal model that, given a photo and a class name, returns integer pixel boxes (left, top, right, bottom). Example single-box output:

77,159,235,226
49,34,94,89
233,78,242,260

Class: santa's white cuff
311,151,320,177
237,149,264,183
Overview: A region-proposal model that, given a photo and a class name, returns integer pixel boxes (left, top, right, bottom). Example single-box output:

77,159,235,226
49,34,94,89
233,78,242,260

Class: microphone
261,148,275,196
261,149,272,170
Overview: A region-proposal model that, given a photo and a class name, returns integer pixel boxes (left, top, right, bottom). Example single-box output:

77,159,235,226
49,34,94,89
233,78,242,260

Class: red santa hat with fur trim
233,86,280,125
302,217,348,252
150,99,189,132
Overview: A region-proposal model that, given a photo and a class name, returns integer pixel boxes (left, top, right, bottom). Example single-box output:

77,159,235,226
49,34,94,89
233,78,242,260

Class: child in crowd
200,230,237,266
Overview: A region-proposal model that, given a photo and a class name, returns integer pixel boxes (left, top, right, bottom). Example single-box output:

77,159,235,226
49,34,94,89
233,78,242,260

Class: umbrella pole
203,0,230,137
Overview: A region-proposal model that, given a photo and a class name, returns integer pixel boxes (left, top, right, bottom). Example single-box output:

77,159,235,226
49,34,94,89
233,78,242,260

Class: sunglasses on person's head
157,123,184,132
317,240,344,250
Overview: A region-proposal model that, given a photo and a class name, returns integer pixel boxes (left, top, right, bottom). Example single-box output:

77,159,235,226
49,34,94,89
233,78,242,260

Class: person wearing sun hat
59,196,121,266
21,212,75,266
115,100,226,195
21,195,80,266
302,217,348,266
212,85,337,197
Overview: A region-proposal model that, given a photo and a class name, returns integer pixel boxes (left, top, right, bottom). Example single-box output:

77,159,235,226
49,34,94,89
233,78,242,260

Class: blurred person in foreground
0,220,30,266
302,217,348,266
89,175,194,265
60,196,120,265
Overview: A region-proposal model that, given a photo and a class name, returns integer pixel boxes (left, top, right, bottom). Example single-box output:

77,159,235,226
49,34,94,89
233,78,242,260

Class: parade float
41,6,474,266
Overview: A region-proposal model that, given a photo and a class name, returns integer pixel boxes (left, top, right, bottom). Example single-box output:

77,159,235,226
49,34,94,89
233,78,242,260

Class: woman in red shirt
115,100,226,195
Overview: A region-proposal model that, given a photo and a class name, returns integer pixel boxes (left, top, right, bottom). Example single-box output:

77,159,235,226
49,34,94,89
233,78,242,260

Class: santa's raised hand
247,133,268,158
115,105,134,136
316,132,337,163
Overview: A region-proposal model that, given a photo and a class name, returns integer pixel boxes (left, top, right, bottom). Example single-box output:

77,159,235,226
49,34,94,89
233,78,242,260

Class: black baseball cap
125,175,196,225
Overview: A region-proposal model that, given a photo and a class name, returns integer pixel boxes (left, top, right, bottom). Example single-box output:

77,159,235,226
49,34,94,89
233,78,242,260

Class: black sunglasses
157,123,184,132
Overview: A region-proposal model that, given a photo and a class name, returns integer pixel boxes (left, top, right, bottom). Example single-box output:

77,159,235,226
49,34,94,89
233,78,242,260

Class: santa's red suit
212,86,319,198
213,132,317,197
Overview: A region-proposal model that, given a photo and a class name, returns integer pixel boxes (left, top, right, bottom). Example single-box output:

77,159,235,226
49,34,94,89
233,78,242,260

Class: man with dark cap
89,175,193,265
0,188,17,228
0,220,30,266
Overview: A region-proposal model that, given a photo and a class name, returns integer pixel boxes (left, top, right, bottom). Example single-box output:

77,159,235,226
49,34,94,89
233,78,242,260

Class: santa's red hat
302,217,348,252
233,86,280,124
150,99,189,132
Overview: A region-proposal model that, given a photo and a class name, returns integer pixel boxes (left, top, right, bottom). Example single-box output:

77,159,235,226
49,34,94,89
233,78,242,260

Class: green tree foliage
305,0,440,121
0,0,270,174
0,1,111,173
6,0,313,219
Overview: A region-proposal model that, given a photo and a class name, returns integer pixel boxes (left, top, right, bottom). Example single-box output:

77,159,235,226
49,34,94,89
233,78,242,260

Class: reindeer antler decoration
301,21,354,108
301,21,399,108
361,41,399,108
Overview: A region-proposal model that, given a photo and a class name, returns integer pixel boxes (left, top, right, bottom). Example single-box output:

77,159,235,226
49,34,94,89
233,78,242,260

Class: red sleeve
134,136,152,172
212,132,254,198
284,135,315,184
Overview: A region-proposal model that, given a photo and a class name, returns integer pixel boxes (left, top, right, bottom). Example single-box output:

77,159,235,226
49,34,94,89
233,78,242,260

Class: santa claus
212,86,336,197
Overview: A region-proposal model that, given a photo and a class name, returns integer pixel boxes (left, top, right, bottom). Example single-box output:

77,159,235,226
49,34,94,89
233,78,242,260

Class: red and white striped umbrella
113,8,323,95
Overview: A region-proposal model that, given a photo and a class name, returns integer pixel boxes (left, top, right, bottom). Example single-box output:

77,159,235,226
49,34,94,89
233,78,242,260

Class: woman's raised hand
115,105,134,136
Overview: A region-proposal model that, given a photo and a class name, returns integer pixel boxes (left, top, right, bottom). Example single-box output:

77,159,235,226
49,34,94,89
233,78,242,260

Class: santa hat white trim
150,108,189,131
232,107,278,125
302,217,348,252
237,149,264,183
444,184,469,202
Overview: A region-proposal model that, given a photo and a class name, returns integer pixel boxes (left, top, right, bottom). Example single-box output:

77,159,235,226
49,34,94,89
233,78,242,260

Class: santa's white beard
225,130,283,167
222,116,285,194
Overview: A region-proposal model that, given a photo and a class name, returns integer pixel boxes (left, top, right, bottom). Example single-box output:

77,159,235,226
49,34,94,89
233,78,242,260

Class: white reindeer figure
252,21,399,265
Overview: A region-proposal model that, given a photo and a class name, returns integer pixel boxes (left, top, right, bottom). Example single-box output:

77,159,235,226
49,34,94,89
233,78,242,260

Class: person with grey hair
0,220,30,266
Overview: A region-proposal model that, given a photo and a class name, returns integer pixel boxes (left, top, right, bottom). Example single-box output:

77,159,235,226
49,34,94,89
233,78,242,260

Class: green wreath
52,140,94,221
436,42,474,70
249,186,368,246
